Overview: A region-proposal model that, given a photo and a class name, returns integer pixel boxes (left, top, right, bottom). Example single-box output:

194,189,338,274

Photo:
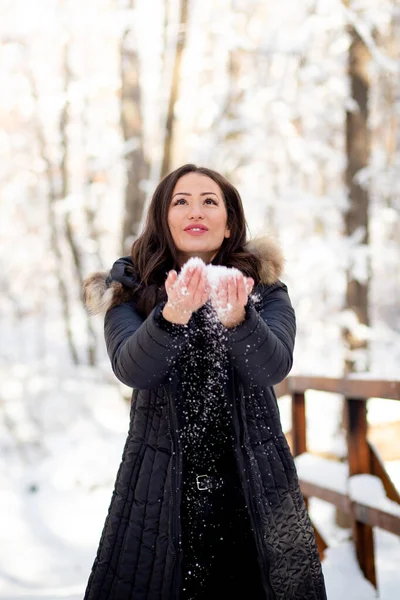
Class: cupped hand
163,264,210,324
212,271,254,328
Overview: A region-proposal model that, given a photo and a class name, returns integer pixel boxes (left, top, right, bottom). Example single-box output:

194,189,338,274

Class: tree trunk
343,21,371,374
60,44,97,366
160,0,189,179
25,48,80,366
337,4,372,530
120,0,149,253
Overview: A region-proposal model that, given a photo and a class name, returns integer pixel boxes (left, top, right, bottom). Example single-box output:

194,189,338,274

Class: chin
182,243,217,253
180,240,207,249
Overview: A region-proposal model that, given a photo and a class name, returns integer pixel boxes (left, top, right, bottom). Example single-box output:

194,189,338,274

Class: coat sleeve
226,283,296,387
104,300,189,390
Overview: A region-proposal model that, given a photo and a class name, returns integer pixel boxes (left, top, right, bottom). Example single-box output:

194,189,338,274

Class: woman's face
168,172,231,265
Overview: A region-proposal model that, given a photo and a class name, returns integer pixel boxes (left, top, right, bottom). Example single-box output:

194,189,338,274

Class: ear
224,226,231,239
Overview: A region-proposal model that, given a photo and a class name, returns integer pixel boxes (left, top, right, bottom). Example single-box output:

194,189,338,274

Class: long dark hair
130,163,262,316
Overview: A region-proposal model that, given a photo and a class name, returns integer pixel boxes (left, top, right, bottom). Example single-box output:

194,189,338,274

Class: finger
165,270,177,293
193,269,208,305
199,279,211,306
202,281,211,306
236,274,247,306
245,277,254,295
166,269,177,280
216,279,228,308
227,274,237,307
202,286,210,303
180,266,195,288
203,277,211,296
187,266,204,296
180,264,205,289
178,266,200,298
184,264,202,287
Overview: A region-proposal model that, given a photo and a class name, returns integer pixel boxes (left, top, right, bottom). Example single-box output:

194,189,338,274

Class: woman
83,164,327,600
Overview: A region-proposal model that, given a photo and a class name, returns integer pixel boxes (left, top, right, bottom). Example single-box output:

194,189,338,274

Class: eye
173,198,187,206
204,197,217,205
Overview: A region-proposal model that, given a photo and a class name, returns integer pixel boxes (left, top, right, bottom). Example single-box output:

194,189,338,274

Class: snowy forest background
0,0,399,598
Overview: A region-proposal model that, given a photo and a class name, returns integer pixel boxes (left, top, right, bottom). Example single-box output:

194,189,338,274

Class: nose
188,202,205,219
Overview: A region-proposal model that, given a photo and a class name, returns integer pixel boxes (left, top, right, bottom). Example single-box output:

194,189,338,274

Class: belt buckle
196,474,210,491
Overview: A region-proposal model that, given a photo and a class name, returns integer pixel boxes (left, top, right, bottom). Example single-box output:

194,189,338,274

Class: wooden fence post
291,392,307,456
369,441,400,503
345,397,377,587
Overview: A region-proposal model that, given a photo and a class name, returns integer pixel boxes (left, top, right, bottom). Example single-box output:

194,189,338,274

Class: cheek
167,213,176,233
217,210,228,232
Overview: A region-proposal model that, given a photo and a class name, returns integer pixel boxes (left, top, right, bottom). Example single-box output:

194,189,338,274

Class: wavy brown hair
130,163,262,317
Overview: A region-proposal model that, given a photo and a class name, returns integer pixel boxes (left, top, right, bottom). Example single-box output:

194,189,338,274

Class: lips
184,224,208,232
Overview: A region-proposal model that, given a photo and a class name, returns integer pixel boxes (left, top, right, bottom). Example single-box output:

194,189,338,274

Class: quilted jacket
83,237,327,600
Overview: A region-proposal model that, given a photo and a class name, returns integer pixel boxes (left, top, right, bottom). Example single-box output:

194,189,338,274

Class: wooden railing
274,376,400,588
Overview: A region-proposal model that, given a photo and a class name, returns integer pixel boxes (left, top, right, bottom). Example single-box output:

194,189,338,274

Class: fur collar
83,236,284,315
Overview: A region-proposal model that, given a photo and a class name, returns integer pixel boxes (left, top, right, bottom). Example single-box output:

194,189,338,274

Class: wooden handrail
275,375,400,591
299,478,400,536
275,376,400,401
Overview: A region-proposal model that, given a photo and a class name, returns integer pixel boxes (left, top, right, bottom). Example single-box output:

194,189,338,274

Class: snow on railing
295,452,348,495
275,375,400,592
348,474,400,519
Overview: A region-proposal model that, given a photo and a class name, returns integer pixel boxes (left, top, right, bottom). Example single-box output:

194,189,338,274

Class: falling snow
176,301,232,593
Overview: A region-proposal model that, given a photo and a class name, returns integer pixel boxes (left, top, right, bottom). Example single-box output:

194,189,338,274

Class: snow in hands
179,256,252,315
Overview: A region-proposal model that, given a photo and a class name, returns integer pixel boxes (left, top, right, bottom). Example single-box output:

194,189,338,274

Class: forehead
172,173,222,196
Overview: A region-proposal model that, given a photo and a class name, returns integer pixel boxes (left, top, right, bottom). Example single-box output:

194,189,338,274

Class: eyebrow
172,192,219,198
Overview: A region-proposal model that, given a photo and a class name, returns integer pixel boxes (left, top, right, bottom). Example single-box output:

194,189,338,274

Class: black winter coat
83,237,327,600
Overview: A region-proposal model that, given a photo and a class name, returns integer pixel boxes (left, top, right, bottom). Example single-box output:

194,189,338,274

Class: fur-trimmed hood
83,236,284,315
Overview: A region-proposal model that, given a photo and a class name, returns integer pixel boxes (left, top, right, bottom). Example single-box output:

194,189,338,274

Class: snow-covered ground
0,365,399,600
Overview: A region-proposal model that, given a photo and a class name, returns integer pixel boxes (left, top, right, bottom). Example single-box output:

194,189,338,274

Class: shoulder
83,256,138,315
251,280,290,308
249,280,295,334
246,236,285,286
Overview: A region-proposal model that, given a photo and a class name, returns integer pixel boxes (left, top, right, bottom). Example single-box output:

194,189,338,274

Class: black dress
176,304,264,600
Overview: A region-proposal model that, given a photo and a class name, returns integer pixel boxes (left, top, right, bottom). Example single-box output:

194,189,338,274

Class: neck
177,250,217,267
